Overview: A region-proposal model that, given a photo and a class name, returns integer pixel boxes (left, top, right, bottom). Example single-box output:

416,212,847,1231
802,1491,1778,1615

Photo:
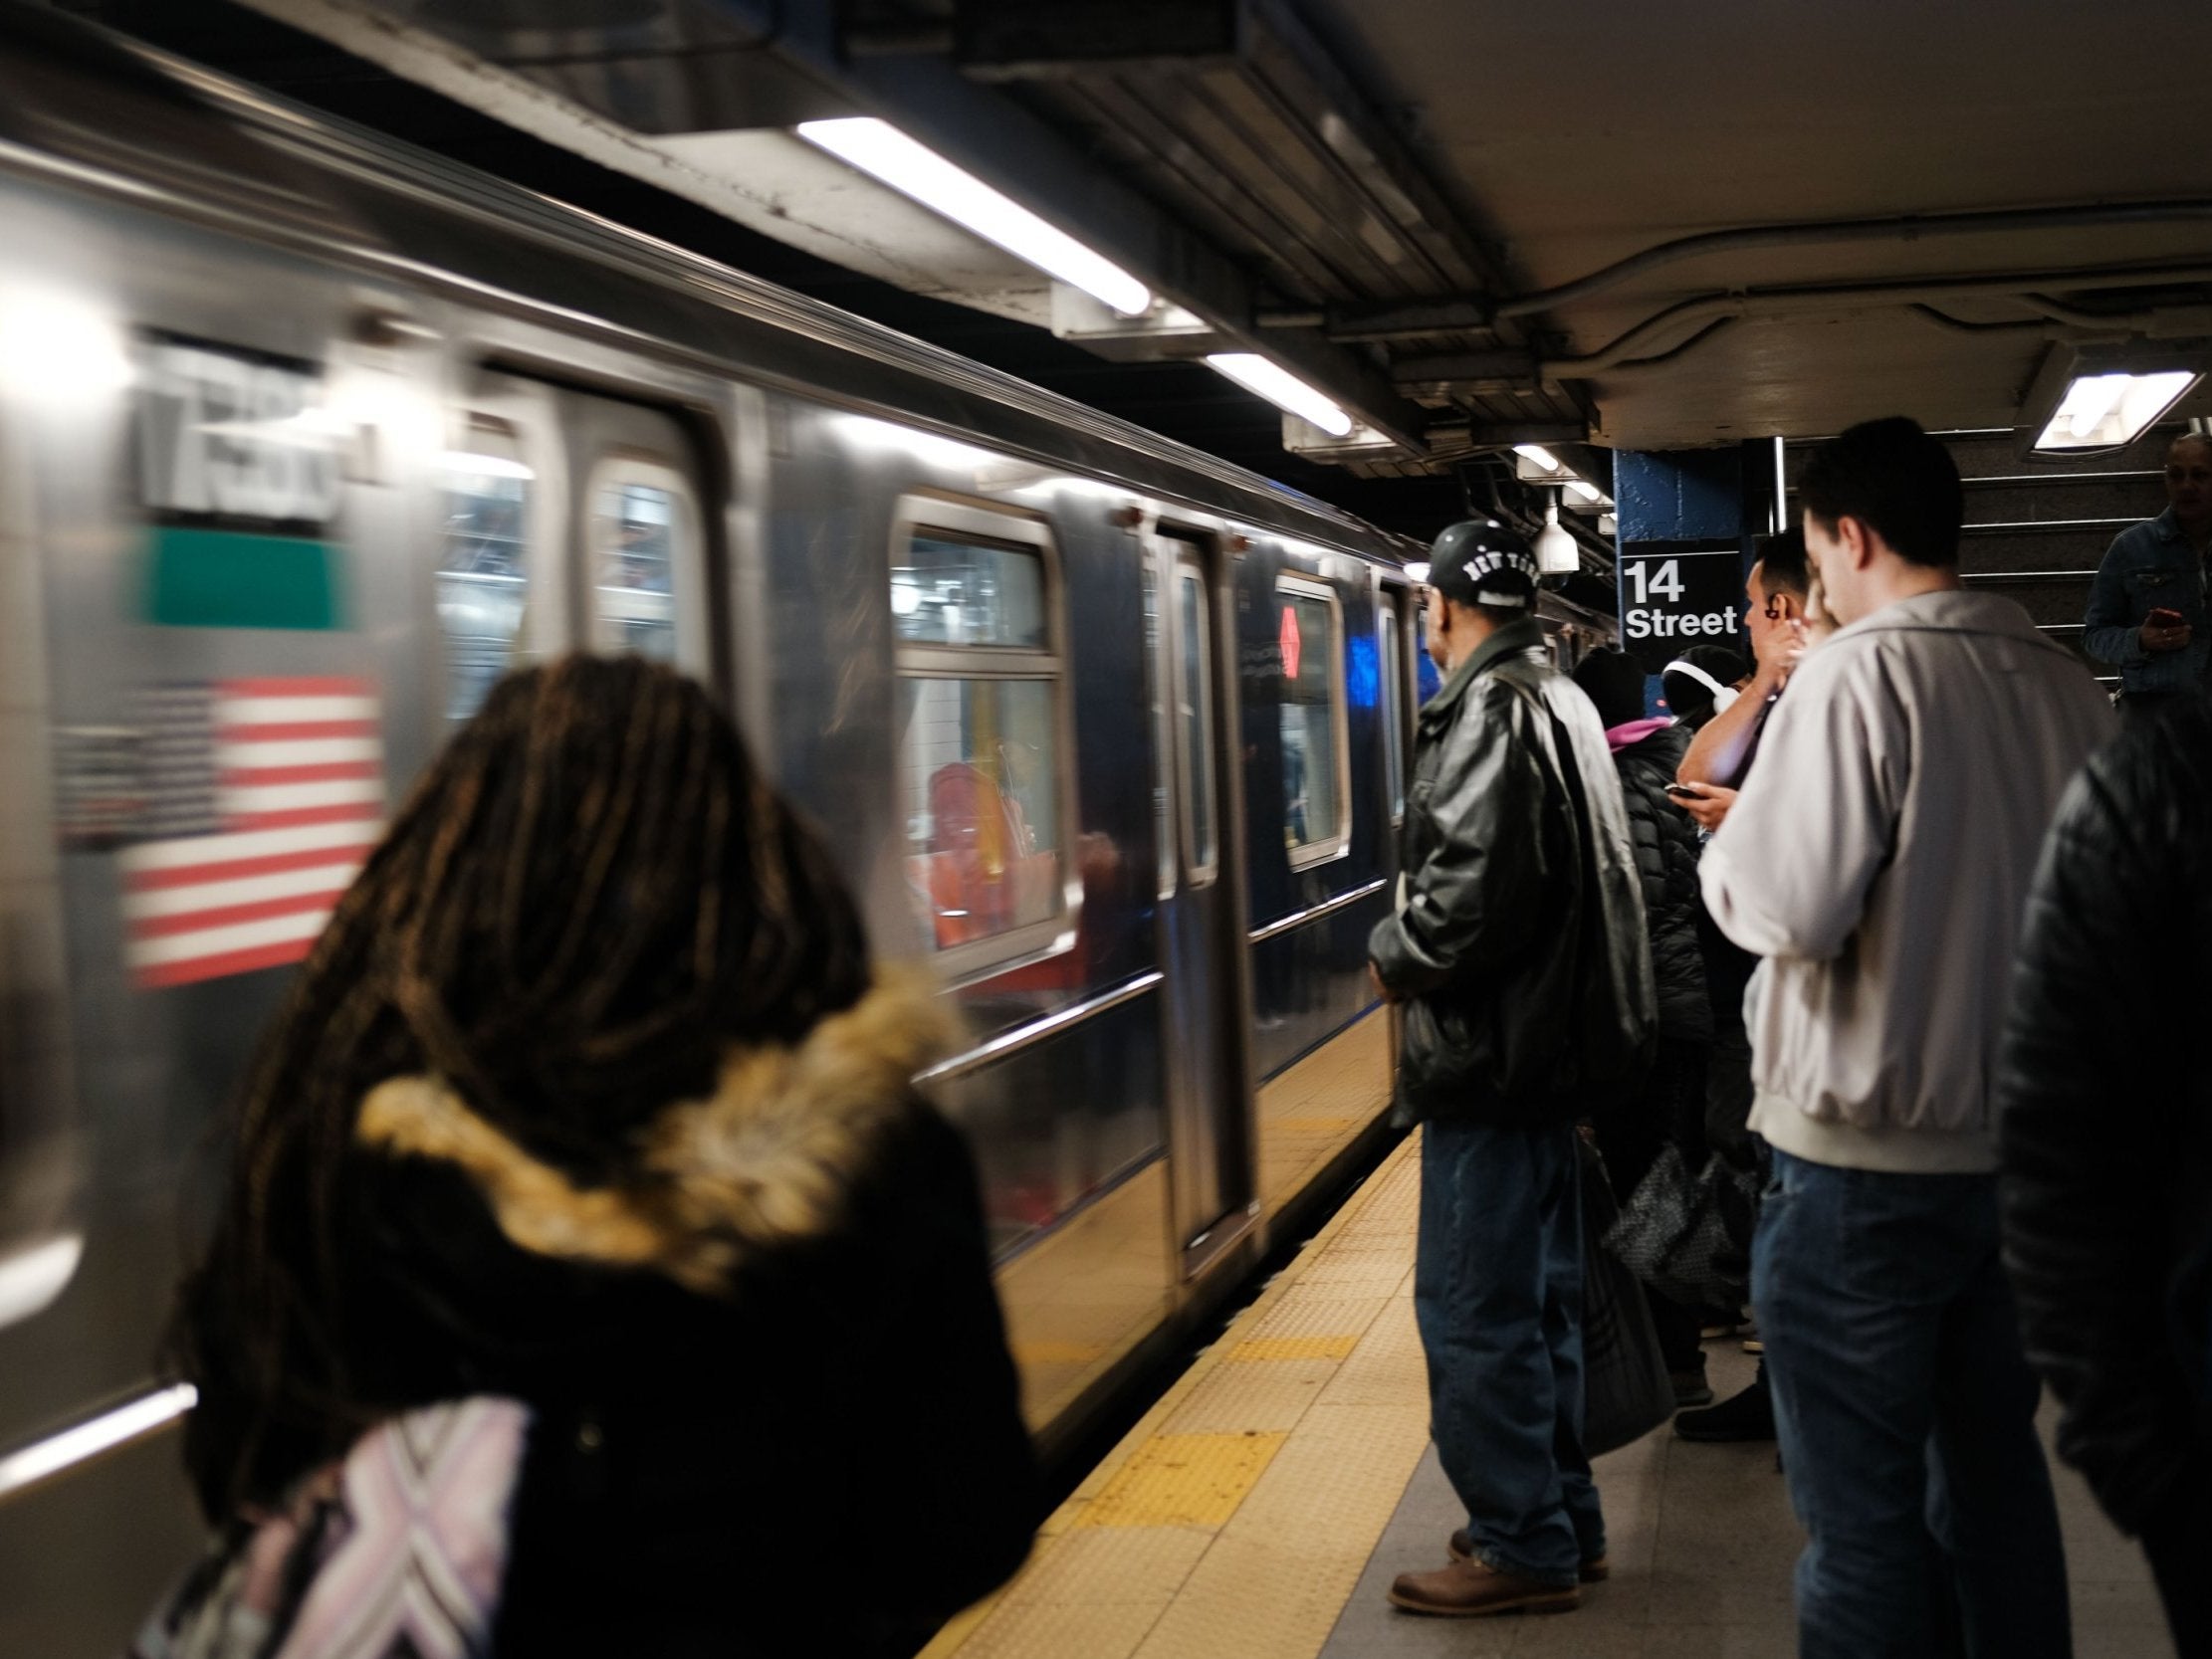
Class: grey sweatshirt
1700,589,2115,1173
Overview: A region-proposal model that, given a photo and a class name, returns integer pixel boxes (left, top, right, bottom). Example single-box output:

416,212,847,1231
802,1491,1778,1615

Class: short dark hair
1754,528,1810,600
1798,416,1963,568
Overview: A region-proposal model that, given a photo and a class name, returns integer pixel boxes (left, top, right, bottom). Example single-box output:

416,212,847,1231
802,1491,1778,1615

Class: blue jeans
1754,1150,2071,1659
1414,1120,1603,1586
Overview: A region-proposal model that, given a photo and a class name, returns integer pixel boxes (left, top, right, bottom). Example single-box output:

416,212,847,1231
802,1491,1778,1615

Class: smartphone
1663,782,1705,799
2147,606,2187,629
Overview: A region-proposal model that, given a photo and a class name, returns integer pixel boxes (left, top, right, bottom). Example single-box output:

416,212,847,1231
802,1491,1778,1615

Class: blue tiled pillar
1613,448,1758,716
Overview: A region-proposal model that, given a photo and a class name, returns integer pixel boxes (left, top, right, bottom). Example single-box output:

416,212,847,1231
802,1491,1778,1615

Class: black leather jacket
1997,690,2212,1538
1370,618,1657,1129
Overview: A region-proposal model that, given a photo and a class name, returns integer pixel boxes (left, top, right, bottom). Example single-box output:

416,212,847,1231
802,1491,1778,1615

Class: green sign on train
134,335,346,631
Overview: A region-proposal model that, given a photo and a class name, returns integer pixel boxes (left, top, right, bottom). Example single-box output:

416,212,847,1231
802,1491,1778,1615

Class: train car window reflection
1381,605,1406,825
899,677,1062,952
1277,580,1349,868
892,534,1048,649
589,468,685,662
436,424,530,723
891,520,1069,964
1175,565,1217,881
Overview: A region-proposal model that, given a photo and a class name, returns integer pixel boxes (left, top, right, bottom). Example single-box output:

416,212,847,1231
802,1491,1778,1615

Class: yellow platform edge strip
919,1132,1418,1658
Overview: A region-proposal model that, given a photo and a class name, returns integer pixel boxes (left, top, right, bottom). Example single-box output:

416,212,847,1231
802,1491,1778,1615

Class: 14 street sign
1616,544,1745,673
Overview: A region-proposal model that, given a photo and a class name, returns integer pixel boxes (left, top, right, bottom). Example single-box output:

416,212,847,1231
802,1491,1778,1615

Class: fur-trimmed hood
355,970,959,1295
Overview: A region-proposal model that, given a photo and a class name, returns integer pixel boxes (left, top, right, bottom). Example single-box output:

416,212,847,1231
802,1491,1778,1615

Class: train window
1174,559,1218,883
894,535,1048,649
1380,604,1406,826
436,421,532,723
1277,576,1350,869
587,459,694,663
892,511,1069,968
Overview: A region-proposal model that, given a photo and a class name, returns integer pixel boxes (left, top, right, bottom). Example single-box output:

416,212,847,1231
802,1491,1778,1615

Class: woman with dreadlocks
147,656,1040,1658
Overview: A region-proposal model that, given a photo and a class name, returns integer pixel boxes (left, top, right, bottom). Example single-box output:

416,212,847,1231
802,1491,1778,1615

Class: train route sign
1616,543,1746,673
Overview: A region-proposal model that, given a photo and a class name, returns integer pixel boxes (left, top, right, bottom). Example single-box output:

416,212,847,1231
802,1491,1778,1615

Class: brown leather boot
1388,1556,1580,1617
1447,1528,1609,1582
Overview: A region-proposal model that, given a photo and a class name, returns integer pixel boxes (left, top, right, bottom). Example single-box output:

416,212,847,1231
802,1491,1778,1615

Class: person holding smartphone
2083,431,2212,718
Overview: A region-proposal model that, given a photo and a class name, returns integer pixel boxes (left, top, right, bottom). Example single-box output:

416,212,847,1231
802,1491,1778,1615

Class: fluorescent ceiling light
797,116,1152,317
1206,353,1353,437
1513,444,1561,472
2034,369,2200,453
1563,478,1605,504
1404,561,1432,584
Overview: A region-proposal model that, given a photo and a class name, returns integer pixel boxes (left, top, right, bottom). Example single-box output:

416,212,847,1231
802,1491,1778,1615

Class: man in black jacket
1997,691,2212,1655
1370,522,1657,1619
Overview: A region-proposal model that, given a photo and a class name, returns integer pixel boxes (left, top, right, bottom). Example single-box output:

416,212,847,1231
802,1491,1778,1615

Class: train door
1378,579,1416,853
435,371,710,727
1152,533,1254,1274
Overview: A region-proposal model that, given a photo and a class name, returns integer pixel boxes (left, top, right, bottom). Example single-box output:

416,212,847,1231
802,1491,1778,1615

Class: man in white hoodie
1701,417,2113,1659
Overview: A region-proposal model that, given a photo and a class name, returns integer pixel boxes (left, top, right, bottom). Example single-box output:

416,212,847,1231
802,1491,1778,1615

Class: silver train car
0,14,1613,1651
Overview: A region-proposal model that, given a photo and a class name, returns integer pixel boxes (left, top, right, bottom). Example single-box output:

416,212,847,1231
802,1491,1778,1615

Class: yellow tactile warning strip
922,1132,1431,1659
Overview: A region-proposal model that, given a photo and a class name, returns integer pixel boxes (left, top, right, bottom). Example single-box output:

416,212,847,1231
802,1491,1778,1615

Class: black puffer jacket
1370,618,1657,1128
1608,723,1711,1043
1997,692,2212,1539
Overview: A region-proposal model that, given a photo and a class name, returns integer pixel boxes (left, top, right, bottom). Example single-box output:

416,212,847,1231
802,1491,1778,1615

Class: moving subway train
0,13,1613,1648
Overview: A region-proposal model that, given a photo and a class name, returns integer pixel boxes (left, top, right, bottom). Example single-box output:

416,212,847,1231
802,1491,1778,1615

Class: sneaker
1669,1367,1715,1408
1448,1530,1609,1582
1390,1556,1580,1617
1740,1339,1764,1356
1673,1378,1776,1443
1698,1318,1746,1341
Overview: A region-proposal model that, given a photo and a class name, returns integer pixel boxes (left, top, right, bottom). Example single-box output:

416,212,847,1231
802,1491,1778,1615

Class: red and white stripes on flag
117,677,384,987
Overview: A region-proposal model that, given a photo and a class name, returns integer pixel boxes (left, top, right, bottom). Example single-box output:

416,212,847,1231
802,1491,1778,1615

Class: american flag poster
115,677,384,988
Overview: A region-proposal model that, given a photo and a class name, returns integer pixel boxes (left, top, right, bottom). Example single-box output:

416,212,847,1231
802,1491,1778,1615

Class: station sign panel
1615,542,1746,674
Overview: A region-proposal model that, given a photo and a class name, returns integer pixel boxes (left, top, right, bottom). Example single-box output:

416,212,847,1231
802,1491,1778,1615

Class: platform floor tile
933,1107,2185,1659
924,1134,1432,1659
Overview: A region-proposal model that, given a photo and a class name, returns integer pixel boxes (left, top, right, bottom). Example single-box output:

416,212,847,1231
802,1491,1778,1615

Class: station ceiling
70,0,2212,541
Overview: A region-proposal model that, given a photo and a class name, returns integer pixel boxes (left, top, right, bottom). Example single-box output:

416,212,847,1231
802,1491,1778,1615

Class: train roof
0,7,1425,568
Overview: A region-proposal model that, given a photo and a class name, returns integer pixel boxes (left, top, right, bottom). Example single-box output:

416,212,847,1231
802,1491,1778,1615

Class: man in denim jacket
2083,432,2212,713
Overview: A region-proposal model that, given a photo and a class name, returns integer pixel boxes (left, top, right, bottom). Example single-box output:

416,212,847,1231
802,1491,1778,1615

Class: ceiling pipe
1399,262,2212,387
1493,199,2212,319
1256,201,2212,343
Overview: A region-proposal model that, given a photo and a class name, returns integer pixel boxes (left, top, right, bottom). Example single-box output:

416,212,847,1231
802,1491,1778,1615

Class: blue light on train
1347,635,1379,709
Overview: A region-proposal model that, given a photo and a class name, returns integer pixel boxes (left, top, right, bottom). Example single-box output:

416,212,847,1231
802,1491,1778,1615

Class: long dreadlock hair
171,655,871,1514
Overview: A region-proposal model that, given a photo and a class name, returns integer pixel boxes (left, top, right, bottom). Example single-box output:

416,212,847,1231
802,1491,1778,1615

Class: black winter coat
1609,723,1712,1043
179,978,1042,1658
1996,693,2212,1539
1369,618,1657,1128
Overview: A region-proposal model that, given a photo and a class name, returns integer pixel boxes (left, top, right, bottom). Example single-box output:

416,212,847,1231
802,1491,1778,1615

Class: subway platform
926,1135,2176,1659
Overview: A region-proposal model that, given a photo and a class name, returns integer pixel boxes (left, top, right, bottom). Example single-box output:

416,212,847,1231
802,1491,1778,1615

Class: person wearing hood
1573,648,1714,1406
151,656,1041,1659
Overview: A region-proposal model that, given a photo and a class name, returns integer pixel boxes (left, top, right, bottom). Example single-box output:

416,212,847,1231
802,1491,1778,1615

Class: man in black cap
1370,521,1657,1619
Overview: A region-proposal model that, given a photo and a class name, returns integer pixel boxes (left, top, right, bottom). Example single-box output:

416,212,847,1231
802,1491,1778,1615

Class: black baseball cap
1429,519,1539,610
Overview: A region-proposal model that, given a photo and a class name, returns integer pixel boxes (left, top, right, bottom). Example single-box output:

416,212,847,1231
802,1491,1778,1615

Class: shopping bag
1604,1141,1763,1312
1577,1137,1676,1457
